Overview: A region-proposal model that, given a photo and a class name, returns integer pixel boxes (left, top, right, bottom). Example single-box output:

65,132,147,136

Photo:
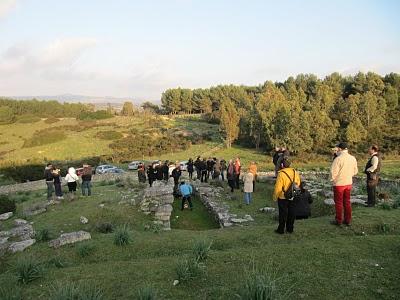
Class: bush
35,228,52,242
22,128,67,148
14,257,44,284
95,222,114,234
76,243,96,258
77,110,113,121
0,195,16,214
192,239,212,262
175,258,205,283
96,131,123,140
16,115,41,123
136,286,157,300
113,225,131,246
49,282,104,300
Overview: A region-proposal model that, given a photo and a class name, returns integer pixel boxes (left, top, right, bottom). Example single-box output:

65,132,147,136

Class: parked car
179,161,188,171
95,165,117,174
128,161,142,170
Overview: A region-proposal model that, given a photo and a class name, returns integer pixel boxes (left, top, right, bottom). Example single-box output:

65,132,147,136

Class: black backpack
281,170,301,201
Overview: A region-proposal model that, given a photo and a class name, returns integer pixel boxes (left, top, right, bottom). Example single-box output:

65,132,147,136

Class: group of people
44,163,93,201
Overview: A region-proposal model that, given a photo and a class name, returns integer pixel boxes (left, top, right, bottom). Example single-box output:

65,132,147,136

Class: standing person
52,167,63,200
220,159,227,181
364,145,381,207
330,142,358,226
187,158,194,180
200,158,208,183
162,161,170,181
295,182,313,219
65,167,79,201
194,156,201,180
81,164,92,197
273,158,301,234
138,163,147,183
147,164,156,187
155,162,163,181
44,163,54,201
171,164,182,187
206,157,214,181
227,159,236,192
179,181,193,211
272,147,281,177
213,159,221,180
248,161,257,192
234,157,241,189
240,169,254,205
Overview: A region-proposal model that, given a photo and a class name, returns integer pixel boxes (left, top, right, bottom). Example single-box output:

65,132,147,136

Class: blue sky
0,0,399,100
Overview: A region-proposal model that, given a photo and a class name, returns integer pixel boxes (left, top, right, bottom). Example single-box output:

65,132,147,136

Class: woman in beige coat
241,169,254,205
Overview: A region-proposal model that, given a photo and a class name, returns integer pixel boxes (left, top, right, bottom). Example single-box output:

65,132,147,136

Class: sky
0,0,399,101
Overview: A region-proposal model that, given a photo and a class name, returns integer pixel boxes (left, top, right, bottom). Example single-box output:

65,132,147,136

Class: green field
0,178,399,299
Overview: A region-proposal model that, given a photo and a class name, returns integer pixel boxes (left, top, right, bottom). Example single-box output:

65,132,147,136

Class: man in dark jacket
206,157,214,181
155,162,163,181
44,163,54,200
364,145,381,207
171,165,182,186
194,156,201,180
147,164,156,187
295,182,313,219
200,158,208,182
161,161,169,181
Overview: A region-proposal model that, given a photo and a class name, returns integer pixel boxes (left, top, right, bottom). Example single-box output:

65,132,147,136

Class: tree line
160,72,400,154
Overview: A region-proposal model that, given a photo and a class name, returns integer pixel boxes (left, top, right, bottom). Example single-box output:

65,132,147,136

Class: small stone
14,219,28,226
173,280,179,286
80,216,89,224
0,212,13,221
8,239,36,253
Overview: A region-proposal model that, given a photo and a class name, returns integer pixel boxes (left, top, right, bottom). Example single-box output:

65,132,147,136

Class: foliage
219,99,240,148
49,282,104,300
35,228,52,242
14,257,44,284
136,286,157,300
0,106,16,124
174,257,205,283
120,102,136,116
47,256,68,269
22,128,67,148
192,238,213,261
0,284,22,300
16,114,42,123
77,110,113,120
96,130,123,140
76,243,96,258
113,225,131,246
95,222,114,233
0,194,16,214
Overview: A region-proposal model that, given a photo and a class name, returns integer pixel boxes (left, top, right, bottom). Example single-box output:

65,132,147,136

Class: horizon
0,0,399,101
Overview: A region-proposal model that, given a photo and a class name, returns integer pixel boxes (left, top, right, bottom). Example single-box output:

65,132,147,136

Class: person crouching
179,181,193,211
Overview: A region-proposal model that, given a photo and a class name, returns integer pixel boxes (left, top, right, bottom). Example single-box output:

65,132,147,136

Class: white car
128,161,142,170
95,164,117,174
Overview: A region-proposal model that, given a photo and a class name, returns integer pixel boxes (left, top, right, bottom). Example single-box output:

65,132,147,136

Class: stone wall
140,180,174,230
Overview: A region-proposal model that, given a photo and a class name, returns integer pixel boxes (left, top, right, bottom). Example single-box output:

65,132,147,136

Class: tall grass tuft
175,257,205,283
113,225,131,246
14,257,44,284
0,284,22,300
49,282,104,300
47,256,68,268
76,242,96,258
192,238,213,261
35,228,52,242
136,286,157,300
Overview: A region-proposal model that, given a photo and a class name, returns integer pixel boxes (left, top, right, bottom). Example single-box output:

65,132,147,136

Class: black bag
281,170,301,201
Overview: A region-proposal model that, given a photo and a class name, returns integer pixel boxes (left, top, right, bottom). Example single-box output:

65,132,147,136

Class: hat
336,142,348,150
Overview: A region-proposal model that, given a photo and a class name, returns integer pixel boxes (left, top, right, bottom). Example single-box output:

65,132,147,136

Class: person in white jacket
240,169,254,205
65,167,79,200
330,142,358,226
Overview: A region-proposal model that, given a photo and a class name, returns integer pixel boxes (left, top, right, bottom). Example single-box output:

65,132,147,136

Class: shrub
95,222,114,234
76,243,96,258
192,239,212,262
77,110,113,121
175,258,205,283
49,282,104,300
0,195,16,214
44,117,60,124
96,131,123,140
236,269,283,300
14,257,44,284
113,225,131,246
22,128,67,148
136,286,157,300
35,228,52,242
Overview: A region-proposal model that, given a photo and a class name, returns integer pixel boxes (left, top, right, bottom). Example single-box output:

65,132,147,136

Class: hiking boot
330,220,342,226
274,229,284,235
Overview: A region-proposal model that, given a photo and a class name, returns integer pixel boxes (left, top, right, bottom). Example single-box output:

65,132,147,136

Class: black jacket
295,190,313,217
44,168,54,181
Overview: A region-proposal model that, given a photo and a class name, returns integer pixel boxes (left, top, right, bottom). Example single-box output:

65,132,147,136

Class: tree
0,106,15,124
141,101,160,114
219,99,240,148
121,101,135,116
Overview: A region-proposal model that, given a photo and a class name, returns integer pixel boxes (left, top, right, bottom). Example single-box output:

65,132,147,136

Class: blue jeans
82,181,91,196
244,192,252,204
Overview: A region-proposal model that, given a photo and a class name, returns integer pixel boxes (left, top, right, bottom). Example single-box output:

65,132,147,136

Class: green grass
0,179,398,299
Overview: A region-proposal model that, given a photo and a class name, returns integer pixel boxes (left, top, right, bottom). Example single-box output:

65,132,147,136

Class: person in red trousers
330,142,358,226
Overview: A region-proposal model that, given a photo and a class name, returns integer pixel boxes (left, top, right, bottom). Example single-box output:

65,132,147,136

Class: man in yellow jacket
273,158,301,234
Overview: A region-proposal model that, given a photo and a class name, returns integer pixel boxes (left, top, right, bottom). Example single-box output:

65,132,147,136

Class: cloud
0,0,17,19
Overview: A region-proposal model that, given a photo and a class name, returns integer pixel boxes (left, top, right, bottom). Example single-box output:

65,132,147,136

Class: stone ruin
140,180,174,230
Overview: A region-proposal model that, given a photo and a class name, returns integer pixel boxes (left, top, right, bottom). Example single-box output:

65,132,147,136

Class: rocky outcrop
140,180,174,230
48,231,91,248
0,212,13,220
8,239,36,253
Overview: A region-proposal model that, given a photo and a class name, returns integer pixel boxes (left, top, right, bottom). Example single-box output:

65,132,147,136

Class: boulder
9,224,34,238
8,239,36,253
0,212,13,221
49,231,91,248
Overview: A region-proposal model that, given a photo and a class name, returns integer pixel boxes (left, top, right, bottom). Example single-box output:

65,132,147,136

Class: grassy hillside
0,179,399,299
